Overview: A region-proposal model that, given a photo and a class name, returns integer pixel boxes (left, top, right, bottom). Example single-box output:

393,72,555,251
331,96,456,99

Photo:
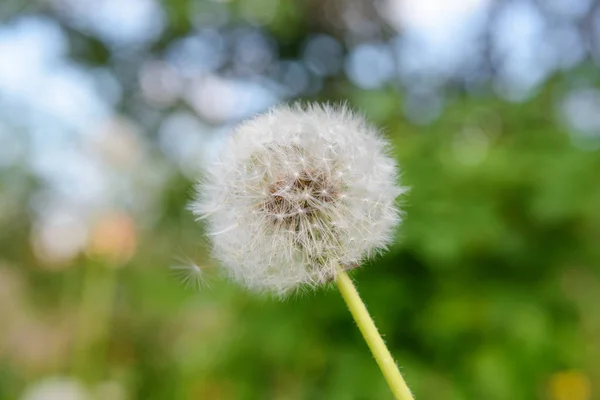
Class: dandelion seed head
191,103,406,295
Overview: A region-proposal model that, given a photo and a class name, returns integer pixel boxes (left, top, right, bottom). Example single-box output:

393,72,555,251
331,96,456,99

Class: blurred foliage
1,1,600,400
2,88,600,399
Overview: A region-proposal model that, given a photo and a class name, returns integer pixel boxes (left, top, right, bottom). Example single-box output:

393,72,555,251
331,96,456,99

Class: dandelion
191,103,413,399
191,103,405,294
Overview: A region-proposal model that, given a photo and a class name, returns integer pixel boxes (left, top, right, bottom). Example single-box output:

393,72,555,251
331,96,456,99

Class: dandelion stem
336,269,414,400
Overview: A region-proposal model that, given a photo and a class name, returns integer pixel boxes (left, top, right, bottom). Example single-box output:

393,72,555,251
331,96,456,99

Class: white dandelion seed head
191,103,406,295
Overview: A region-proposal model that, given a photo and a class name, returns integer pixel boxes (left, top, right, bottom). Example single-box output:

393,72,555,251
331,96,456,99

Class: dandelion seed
170,256,209,290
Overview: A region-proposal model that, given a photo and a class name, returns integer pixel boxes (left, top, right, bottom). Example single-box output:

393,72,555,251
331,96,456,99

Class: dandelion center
262,168,339,227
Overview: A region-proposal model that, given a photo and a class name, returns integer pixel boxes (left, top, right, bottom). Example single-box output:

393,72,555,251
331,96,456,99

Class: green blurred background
1,0,599,399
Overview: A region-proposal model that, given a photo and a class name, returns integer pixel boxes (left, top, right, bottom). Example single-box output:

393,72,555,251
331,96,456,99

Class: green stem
336,269,414,400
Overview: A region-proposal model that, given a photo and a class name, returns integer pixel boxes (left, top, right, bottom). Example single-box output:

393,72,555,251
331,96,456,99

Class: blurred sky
1,0,600,264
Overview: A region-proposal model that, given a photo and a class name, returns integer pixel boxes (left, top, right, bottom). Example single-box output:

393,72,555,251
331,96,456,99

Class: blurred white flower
20,377,89,400
191,103,405,295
